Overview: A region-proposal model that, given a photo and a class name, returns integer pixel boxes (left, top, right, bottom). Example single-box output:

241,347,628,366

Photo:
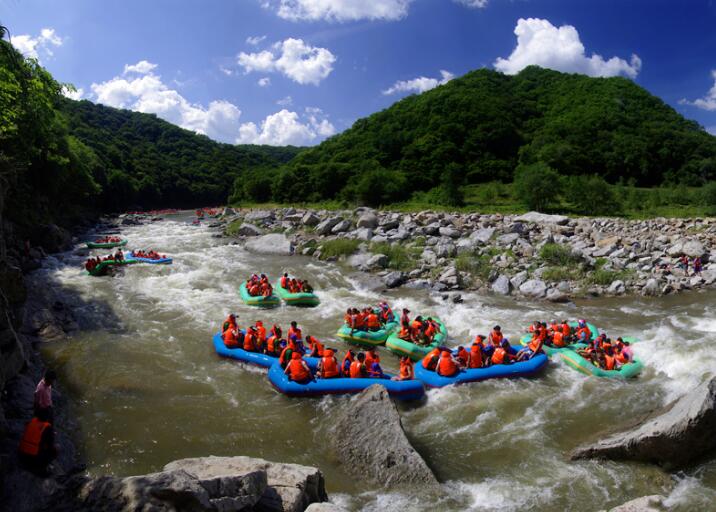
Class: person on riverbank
34,370,56,422
693,256,702,276
393,356,414,381
677,255,689,274
317,348,339,379
284,352,312,383
18,408,57,476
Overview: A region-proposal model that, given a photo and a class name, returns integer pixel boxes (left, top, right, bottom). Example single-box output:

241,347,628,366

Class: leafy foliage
513,162,562,212
538,243,582,266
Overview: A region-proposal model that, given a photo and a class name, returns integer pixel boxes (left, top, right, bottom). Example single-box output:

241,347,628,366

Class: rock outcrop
329,385,438,489
604,495,667,512
245,234,294,256
571,377,716,469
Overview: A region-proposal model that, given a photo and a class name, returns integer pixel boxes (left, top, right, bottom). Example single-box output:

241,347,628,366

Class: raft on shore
86,239,127,249
336,320,399,347
267,362,425,401
274,280,319,307
238,283,280,308
85,259,136,276
385,318,448,361
414,350,548,388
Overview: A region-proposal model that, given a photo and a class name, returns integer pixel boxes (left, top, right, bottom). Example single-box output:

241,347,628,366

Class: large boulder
519,279,547,298
514,212,569,225
35,223,72,253
301,212,320,226
667,239,706,258
245,234,293,256
237,223,263,237
491,274,511,295
329,385,438,488
331,220,352,234
356,212,378,229
571,377,716,469
604,495,667,512
315,218,342,235
245,210,275,224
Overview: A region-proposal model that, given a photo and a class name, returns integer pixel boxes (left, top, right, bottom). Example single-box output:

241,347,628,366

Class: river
32,213,716,511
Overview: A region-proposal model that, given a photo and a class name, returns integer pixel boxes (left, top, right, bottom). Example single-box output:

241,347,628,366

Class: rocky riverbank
218,207,716,301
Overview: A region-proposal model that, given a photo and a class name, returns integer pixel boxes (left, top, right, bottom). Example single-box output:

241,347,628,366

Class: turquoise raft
336,320,399,347
518,321,600,356
238,283,280,308
85,259,137,276
267,361,425,400
414,349,549,388
385,318,449,361
274,280,319,307
212,332,318,368
129,252,172,264
559,349,643,379
86,239,127,249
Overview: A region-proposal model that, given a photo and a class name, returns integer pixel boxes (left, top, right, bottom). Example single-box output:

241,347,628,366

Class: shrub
370,242,416,270
539,243,581,266
455,253,492,280
343,168,409,207
513,162,562,212
702,181,716,215
586,269,634,285
565,175,623,215
318,239,361,260
542,267,582,282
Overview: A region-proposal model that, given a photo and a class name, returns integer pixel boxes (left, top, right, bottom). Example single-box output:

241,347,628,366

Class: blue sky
3,0,716,145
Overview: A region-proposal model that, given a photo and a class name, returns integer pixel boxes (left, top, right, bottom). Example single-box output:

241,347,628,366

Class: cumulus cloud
219,66,234,76
680,70,716,111
123,60,157,74
10,27,63,62
246,35,267,46
62,86,84,101
270,0,412,22
238,38,335,85
454,0,488,7
382,70,454,95
276,95,293,106
494,18,641,79
258,77,271,87
237,108,335,145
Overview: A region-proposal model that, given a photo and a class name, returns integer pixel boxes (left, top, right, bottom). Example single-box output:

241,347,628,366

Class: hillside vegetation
234,66,716,209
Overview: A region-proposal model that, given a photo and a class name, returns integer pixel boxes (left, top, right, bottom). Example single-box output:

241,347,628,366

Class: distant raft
238,282,280,308
336,320,399,347
385,318,448,361
86,239,128,249
129,252,172,265
85,259,137,276
274,280,319,307
212,332,319,368
518,321,601,356
559,350,643,379
414,350,549,388
267,362,425,401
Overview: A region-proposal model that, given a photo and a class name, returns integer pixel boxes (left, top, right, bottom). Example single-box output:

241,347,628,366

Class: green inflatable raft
385,318,449,361
238,283,280,308
559,349,644,379
86,239,128,249
518,321,600,356
336,320,399,347
85,259,136,276
274,280,320,307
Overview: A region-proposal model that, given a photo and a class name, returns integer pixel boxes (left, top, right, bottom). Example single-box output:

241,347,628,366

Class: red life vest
287,357,310,382
437,352,459,377
19,418,50,456
223,329,239,348
321,354,339,378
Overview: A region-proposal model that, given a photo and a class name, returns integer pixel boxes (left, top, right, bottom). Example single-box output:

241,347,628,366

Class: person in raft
265,325,284,356
279,273,314,293
516,325,545,361
397,313,441,346
436,350,460,377
317,348,340,379
95,236,121,243
392,356,414,381
344,305,390,334
222,315,244,349
340,349,355,376
349,352,369,378
246,274,273,297
577,334,632,371
306,335,325,357
284,352,313,383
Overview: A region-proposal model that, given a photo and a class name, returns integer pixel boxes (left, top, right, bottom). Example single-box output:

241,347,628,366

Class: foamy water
34,215,716,511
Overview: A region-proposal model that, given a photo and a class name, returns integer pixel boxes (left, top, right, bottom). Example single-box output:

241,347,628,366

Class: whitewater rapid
33,216,716,511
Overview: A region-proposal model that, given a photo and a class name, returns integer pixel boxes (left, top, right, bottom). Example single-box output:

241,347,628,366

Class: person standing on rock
34,369,56,422
677,255,689,274
693,256,702,276
18,408,57,476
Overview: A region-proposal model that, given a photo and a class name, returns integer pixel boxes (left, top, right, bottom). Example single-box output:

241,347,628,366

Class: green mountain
255,66,716,206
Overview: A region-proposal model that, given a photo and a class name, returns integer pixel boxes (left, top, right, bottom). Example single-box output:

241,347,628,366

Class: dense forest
235,66,716,207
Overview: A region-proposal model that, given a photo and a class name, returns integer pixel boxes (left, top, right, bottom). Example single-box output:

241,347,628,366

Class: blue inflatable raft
128,252,173,264
267,362,425,401
414,350,548,388
212,332,319,369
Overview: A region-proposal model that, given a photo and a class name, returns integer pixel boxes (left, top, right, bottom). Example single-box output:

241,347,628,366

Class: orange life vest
341,352,354,375
321,355,339,378
243,332,256,352
288,327,302,341
437,353,459,377
399,359,413,379
456,348,469,366
561,323,571,337
492,347,507,364
468,345,483,368
280,276,289,288
528,336,542,353
615,351,628,364
279,347,292,366
309,338,324,357
19,418,50,456
422,348,440,370
576,326,591,341
604,355,615,371
365,351,380,368
366,313,380,329
552,331,565,348
287,358,311,382
223,329,239,348
255,324,266,342
490,330,504,344
349,361,366,378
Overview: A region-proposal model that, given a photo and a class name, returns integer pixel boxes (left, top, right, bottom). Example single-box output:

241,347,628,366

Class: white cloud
276,95,293,106
62,86,84,101
238,38,335,85
707,126,716,135
219,66,234,76
270,0,412,22
237,108,335,145
454,0,488,7
494,18,641,79
382,70,454,95
10,27,63,62
90,63,242,143
246,35,267,46
258,77,271,87
123,60,158,75
680,70,716,111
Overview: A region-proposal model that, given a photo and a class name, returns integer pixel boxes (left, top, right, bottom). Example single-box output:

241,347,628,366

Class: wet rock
236,223,263,237
245,234,293,256
491,274,511,295
356,212,378,229
365,254,389,270
36,224,72,253
331,220,352,234
604,495,667,512
438,266,460,288
301,212,320,226
642,278,661,297
519,279,547,298
510,271,528,289
329,385,438,488
571,377,716,469
305,503,348,512
515,212,569,225
354,228,373,241
546,288,569,302
315,218,342,235
383,271,405,289
245,210,275,224
607,280,626,295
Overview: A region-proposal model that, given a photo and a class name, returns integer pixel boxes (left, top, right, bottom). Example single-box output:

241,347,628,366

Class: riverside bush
319,239,361,260
539,243,581,266
586,269,635,285
513,163,562,212
370,242,417,270
455,253,492,280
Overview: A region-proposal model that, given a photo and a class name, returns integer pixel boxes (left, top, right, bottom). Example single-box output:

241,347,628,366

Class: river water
34,214,716,511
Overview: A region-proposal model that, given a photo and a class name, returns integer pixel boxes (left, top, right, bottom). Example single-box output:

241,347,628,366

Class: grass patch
318,239,361,260
585,269,635,286
542,266,583,282
370,242,419,270
539,243,582,266
455,253,492,280
224,219,244,236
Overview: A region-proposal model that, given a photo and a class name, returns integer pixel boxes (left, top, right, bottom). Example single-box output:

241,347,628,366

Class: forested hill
61,99,300,210
251,66,716,206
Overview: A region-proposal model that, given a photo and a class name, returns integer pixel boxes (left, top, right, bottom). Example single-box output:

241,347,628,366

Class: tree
513,162,561,212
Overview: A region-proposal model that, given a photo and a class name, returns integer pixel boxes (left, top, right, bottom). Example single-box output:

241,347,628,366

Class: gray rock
681,239,706,258
365,253,389,270
245,210,275,223
496,233,520,246
545,288,569,303
606,495,667,512
236,223,263,237
571,377,716,469
383,271,405,288
438,226,460,238
435,243,456,258
315,217,342,235
519,279,547,298
515,211,569,225
329,385,438,488
607,280,626,295
354,228,373,241
245,234,293,256
403,279,432,290
301,212,320,226
471,227,496,244
305,504,348,512
331,220,352,234
438,266,460,288
420,249,438,266
642,278,661,296
356,212,379,229
456,238,477,254
491,274,511,295
510,271,528,289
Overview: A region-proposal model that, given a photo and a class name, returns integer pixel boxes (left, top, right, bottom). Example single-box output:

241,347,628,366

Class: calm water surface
35,214,716,511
